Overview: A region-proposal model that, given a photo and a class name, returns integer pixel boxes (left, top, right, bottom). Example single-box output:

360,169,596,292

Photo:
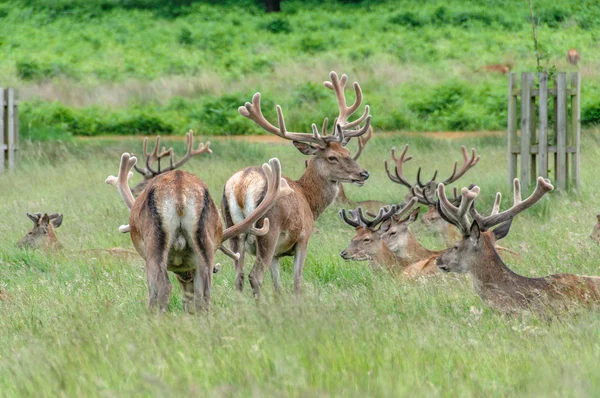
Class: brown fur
476,64,511,74
17,213,63,250
567,49,580,66
224,142,369,297
438,226,600,314
590,214,600,243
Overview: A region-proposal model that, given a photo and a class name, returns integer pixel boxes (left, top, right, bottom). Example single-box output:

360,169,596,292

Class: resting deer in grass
591,215,600,244
385,144,479,243
131,132,211,196
223,71,371,297
339,200,441,278
106,132,292,312
437,177,600,314
17,212,63,249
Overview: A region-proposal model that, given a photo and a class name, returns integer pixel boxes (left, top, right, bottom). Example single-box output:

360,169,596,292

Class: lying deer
339,200,441,278
223,71,371,297
436,177,600,314
131,132,211,196
385,144,479,243
591,214,600,244
106,131,292,312
17,212,63,249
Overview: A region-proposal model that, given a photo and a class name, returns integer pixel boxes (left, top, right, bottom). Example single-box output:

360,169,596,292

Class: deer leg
293,241,309,297
175,272,194,313
146,254,171,313
249,232,279,299
193,248,214,313
270,257,281,294
230,234,246,292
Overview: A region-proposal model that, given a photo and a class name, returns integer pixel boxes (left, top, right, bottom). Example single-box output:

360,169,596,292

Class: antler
384,145,414,189
133,136,173,177
105,153,138,233
436,183,480,235
339,204,398,230
323,71,371,137
440,146,480,185
219,158,293,259
469,177,553,230
352,126,373,160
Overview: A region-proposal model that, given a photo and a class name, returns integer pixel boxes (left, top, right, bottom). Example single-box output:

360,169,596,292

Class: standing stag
17,212,63,249
339,200,441,278
385,144,479,241
223,71,371,297
131,131,211,196
437,177,600,314
567,49,580,66
106,133,292,312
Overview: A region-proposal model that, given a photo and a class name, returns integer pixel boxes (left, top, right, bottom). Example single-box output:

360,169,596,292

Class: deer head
17,212,63,249
379,207,421,257
131,131,212,196
238,71,371,187
590,214,600,243
436,177,553,273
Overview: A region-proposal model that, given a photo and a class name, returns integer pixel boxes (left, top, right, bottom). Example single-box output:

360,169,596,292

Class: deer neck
406,233,437,261
372,242,410,271
296,161,339,219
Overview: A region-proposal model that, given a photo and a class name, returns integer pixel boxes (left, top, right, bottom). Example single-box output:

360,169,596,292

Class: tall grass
2,132,600,395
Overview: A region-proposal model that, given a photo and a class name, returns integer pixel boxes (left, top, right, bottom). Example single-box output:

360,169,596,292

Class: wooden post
0,87,4,174
520,73,532,192
537,73,548,179
507,73,518,185
556,73,567,191
571,73,581,191
529,75,537,185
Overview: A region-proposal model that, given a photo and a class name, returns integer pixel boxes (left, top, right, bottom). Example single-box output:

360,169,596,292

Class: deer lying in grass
106,132,292,312
385,144,479,243
131,132,211,196
17,212,63,249
339,199,441,278
223,71,371,297
590,214,600,244
436,177,600,314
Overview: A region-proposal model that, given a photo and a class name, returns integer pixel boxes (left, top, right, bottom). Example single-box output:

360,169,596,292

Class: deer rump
223,166,305,257
131,170,222,273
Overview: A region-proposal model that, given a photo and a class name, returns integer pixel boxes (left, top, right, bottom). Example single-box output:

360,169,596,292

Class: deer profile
223,71,371,297
106,132,292,312
436,177,600,314
17,212,63,249
385,144,479,243
567,49,580,66
339,200,440,278
131,132,211,196
591,214,600,244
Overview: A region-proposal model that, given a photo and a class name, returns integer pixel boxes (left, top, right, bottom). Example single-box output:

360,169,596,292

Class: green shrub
177,27,194,45
582,102,600,126
264,17,292,34
389,12,424,28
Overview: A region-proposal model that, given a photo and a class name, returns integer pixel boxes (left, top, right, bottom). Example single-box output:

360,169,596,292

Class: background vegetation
2,132,600,395
1,0,597,139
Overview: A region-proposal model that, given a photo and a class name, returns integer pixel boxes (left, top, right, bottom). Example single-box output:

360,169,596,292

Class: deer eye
364,238,372,243
327,156,338,163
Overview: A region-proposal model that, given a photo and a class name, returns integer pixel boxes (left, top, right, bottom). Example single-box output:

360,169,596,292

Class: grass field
4,0,600,138
2,131,600,396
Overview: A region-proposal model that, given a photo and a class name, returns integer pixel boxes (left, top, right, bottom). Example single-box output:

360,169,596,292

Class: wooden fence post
571,72,581,191
6,88,15,171
0,87,4,174
538,73,548,179
507,73,518,185
519,72,532,192
555,73,567,191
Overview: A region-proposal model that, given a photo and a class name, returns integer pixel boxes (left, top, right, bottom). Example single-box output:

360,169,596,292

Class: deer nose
340,250,349,259
360,170,370,180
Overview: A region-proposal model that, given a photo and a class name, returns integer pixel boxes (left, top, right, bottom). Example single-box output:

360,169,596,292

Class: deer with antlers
17,212,63,249
385,144,479,242
339,200,441,278
131,131,212,196
436,177,600,314
223,71,371,297
106,132,292,312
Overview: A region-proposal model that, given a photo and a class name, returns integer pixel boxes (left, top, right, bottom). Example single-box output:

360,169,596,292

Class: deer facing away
223,71,371,297
17,212,63,249
106,131,292,312
436,177,600,314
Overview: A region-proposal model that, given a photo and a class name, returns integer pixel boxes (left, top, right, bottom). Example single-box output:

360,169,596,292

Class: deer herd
16,71,600,316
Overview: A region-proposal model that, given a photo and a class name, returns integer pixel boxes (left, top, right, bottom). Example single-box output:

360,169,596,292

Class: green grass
3,0,600,138
2,132,600,396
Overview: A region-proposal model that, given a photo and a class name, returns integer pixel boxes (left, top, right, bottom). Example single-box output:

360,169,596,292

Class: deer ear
492,218,512,241
293,141,320,156
50,214,63,228
404,208,420,224
596,214,600,223
469,220,481,241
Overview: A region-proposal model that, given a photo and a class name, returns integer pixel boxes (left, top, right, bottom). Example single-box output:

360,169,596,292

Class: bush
264,18,292,34
582,103,600,126
389,12,424,28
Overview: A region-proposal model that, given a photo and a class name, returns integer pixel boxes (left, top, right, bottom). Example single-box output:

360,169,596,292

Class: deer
475,64,512,75
131,132,211,196
106,132,292,312
17,212,63,249
385,144,480,243
339,199,442,278
591,214,600,244
223,71,371,297
567,49,580,66
436,177,600,314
